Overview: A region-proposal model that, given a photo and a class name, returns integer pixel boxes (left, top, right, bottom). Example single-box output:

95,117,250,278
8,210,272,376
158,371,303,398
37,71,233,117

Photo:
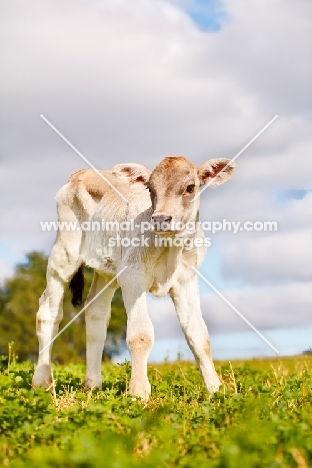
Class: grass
0,355,311,467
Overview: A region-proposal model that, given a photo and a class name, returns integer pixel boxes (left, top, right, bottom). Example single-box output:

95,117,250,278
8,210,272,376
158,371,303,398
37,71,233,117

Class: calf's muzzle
151,213,173,232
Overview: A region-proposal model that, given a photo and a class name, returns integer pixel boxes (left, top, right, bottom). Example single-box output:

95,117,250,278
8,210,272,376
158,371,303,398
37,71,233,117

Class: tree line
0,252,127,363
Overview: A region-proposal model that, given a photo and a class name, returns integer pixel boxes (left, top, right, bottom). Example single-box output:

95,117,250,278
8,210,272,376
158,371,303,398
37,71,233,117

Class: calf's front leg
170,273,221,393
120,275,154,400
84,273,116,389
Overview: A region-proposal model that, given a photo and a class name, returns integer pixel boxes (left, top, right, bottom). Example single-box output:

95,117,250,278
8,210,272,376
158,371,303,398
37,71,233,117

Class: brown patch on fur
153,156,196,174
68,169,86,182
149,156,197,191
69,169,108,201
204,340,212,358
148,156,198,213
128,334,153,351
112,164,152,186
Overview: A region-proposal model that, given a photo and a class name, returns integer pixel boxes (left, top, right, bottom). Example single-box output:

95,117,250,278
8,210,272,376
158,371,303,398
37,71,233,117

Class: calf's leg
120,275,154,400
170,273,221,393
32,242,81,388
84,273,116,389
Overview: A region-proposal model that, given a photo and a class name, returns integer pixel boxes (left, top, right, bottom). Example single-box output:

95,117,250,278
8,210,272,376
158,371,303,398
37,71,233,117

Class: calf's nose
151,214,172,229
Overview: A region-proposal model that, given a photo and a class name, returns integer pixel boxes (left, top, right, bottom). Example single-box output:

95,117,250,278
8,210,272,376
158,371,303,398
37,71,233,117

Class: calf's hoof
207,376,222,394
84,375,103,390
32,364,52,389
129,379,151,401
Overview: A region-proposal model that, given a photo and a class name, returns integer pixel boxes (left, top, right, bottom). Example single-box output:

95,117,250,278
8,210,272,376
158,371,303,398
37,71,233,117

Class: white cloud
0,0,311,348
221,230,312,284
147,280,312,338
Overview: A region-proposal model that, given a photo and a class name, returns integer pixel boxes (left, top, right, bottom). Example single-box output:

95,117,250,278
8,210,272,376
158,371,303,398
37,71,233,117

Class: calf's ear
198,158,235,187
112,163,151,188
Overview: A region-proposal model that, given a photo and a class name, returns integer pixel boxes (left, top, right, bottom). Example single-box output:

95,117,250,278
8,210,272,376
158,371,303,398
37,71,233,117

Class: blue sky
184,0,227,32
0,241,20,278
276,189,308,202
116,324,312,363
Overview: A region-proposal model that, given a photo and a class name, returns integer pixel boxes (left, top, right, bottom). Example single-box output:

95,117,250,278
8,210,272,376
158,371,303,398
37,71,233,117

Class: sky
0,0,311,361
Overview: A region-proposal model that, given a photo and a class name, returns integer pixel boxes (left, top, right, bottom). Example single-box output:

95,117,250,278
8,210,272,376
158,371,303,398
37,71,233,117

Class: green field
1,355,311,467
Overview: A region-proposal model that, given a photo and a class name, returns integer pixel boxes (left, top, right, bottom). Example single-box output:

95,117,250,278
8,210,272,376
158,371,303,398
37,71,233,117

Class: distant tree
0,252,127,363
302,348,312,355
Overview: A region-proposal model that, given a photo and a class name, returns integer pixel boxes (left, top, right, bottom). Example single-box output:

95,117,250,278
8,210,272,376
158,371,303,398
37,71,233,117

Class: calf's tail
69,265,85,307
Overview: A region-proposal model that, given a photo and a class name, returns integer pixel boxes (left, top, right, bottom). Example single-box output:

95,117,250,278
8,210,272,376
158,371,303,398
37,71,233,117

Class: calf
32,156,235,399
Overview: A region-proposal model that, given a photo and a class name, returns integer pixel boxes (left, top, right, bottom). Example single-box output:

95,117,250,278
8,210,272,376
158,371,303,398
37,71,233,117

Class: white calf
32,156,235,399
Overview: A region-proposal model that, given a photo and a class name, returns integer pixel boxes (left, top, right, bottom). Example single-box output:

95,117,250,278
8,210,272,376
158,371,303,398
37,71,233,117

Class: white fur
32,158,235,399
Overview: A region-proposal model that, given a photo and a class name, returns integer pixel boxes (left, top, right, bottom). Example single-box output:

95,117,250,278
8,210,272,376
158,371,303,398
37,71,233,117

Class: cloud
0,0,311,349
220,229,312,283
147,280,312,339
203,191,312,286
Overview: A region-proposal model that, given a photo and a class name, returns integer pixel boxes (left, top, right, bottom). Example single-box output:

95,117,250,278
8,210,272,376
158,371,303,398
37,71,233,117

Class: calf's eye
186,184,195,193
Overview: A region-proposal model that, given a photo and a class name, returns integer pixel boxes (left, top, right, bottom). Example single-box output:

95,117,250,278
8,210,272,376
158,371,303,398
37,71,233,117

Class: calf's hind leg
32,245,81,388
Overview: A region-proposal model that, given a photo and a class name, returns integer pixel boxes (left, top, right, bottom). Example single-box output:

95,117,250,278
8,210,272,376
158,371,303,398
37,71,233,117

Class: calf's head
113,156,235,234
